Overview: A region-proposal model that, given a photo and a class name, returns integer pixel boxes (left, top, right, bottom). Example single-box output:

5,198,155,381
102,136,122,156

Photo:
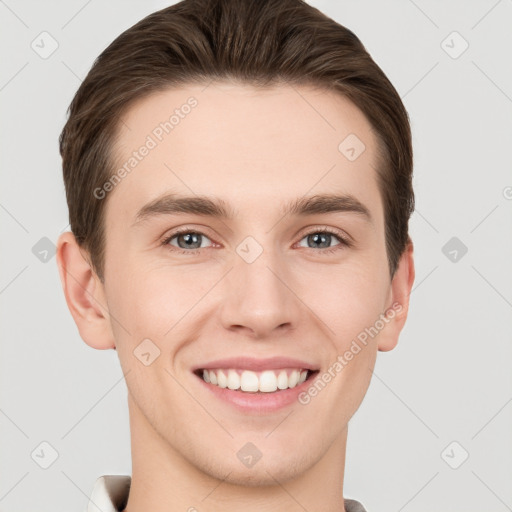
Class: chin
196,446,319,488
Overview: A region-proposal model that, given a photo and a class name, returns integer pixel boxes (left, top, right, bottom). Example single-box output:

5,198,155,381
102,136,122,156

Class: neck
122,392,348,512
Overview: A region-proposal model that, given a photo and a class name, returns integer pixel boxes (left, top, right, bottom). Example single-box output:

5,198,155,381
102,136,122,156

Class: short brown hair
59,0,414,281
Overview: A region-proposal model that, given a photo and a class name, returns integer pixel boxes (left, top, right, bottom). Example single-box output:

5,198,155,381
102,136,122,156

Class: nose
218,244,301,340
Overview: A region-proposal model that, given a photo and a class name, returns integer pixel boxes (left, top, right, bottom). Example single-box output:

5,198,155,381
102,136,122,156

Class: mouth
191,356,321,413
193,367,319,393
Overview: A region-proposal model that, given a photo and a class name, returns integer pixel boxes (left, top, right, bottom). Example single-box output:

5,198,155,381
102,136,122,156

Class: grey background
1,0,511,511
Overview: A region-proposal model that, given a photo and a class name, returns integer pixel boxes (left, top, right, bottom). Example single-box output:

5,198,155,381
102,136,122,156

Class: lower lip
194,371,318,414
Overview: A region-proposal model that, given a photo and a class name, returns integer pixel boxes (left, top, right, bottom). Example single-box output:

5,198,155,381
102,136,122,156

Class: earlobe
377,238,415,352
56,231,115,350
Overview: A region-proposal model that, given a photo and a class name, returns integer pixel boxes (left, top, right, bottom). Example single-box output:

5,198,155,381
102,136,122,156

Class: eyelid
299,225,353,244
161,225,216,249
161,224,353,252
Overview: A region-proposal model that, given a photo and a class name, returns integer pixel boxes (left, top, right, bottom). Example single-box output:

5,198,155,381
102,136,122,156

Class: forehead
107,82,382,226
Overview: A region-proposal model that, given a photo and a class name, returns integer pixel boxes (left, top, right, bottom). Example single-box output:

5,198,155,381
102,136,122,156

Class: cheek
109,253,390,351
107,262,194,339
107,268,191,414
301,272,385,423
301,262,390,345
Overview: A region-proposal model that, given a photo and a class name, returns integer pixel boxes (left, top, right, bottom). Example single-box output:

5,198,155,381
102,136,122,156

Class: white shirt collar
86,474,367,512
86,475,130,512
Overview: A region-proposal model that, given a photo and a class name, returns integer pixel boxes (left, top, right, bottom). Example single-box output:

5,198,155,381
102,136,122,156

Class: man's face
100,82,398,484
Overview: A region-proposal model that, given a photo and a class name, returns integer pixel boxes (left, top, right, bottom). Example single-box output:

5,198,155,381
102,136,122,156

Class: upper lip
193,356,319,372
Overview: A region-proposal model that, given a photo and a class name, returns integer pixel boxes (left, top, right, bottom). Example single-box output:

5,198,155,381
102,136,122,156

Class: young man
56,0,415,510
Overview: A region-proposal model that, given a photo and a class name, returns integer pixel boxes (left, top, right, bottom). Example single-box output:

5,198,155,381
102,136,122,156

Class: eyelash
160,226,353,256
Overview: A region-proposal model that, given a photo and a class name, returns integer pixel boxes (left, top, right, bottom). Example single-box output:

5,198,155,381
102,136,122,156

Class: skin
56,82,415,512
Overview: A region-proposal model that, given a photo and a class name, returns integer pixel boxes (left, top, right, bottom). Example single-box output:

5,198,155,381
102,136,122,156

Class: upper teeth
202,368,308,393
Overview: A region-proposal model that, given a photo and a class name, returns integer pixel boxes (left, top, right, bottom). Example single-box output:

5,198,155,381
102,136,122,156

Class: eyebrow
132,192,372,226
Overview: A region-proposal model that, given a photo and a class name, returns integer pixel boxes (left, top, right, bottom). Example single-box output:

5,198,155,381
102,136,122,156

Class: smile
197,368,312,393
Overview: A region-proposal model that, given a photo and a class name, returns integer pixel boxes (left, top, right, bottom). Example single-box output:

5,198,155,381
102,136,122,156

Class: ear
56,231,115,350
377,237,415,352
